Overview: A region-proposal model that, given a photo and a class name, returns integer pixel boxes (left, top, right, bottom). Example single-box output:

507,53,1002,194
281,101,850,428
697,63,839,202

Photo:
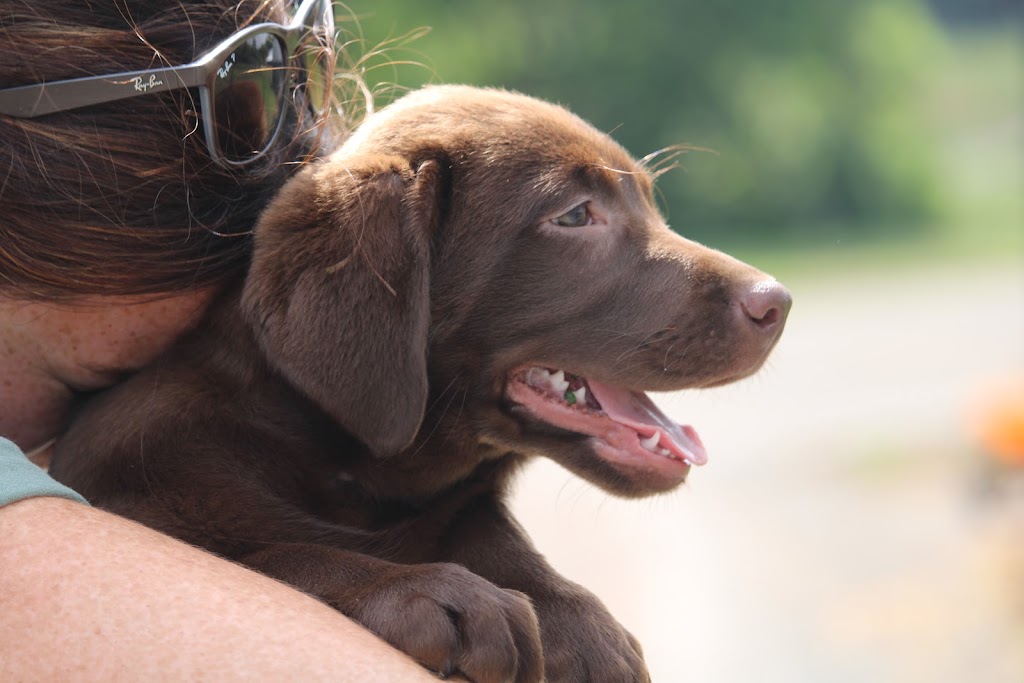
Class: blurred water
511,259,1024,683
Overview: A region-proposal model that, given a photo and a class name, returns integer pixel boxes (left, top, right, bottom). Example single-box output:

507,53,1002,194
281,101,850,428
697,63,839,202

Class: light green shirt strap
0,437,88,507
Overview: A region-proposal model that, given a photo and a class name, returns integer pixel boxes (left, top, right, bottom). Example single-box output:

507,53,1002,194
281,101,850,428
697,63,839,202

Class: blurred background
341,1,1023,681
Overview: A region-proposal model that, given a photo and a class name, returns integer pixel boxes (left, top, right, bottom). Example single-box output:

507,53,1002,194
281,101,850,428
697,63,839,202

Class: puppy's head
243,86,790,496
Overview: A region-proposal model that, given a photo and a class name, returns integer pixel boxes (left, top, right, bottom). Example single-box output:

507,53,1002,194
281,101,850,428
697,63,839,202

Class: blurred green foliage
342,0,1019,250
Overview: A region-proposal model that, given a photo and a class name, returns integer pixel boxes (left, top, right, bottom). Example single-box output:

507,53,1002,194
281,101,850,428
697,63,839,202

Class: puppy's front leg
240,544,542,683
441,497,650,683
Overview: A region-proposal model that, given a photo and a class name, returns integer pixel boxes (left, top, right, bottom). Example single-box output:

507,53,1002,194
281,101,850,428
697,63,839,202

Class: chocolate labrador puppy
51,86,791,682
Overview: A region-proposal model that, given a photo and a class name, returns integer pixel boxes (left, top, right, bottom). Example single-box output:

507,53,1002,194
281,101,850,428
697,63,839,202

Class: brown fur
51,86,791,683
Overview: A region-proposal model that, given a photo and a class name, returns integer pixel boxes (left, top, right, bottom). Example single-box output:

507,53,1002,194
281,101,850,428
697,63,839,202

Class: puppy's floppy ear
242,154,447,456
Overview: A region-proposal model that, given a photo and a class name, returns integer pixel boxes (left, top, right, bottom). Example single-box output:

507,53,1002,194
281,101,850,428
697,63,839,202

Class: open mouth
505,365,707,479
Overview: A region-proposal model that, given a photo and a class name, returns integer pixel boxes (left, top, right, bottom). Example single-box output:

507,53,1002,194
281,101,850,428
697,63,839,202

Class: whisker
664,339,700,373
612,328,675,366
424,375,461,415
408,378,464,456
651,161,682,181
582,161,647,177
639,143,717,170
437,388,470,449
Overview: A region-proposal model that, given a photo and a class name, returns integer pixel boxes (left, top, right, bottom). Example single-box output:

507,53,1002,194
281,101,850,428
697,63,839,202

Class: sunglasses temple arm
0,65,207,118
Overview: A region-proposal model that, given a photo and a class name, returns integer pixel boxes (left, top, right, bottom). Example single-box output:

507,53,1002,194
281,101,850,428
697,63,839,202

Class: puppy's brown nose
739,280,792,333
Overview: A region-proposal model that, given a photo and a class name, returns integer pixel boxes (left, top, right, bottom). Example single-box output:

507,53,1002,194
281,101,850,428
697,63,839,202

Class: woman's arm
0,496,437,682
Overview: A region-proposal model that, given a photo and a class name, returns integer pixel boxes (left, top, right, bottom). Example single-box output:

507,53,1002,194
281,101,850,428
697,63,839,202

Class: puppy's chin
497,366,706,497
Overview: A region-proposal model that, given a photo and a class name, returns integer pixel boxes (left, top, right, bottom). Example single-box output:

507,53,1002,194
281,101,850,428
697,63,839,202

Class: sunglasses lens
212,33,288,163
299,0,335,114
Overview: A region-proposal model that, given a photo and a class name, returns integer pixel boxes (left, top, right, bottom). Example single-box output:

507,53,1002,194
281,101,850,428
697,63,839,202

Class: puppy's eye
551,203,593,228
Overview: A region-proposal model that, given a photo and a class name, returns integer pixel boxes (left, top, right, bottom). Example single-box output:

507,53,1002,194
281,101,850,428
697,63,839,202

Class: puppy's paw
538,586,650,683
348,563,543,682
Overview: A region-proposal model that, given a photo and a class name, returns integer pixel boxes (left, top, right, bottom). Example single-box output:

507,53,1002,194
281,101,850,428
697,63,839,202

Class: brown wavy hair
0,0,347,300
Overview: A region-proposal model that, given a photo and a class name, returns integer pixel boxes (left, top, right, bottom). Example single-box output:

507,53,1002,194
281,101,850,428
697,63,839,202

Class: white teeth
550,370,569,394
658,448,671,456
525,367,549,388
640,431,660,451
575,386,587,403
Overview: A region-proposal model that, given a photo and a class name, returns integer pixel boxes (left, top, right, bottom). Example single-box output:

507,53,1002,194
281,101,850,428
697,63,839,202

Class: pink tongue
587,380,708,466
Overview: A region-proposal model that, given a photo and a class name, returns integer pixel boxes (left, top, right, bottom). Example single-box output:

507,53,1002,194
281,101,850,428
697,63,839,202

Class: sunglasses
0,0,336,167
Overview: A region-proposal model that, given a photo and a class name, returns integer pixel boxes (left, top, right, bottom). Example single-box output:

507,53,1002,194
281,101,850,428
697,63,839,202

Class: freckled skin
0,289,216,451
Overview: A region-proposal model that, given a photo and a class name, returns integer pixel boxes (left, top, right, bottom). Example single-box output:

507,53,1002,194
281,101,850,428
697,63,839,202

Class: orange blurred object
969,375,1024,467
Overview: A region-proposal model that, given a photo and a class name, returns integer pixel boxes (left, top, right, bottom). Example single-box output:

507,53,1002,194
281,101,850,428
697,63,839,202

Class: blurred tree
344,0,951,246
